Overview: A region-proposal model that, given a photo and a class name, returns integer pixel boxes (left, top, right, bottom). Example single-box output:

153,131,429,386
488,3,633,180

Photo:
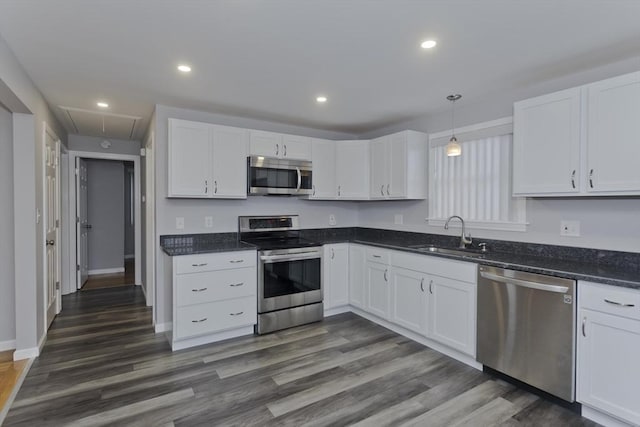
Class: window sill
426,218,528,232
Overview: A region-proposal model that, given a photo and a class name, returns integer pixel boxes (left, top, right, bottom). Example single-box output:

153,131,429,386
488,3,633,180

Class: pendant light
446,94,462,157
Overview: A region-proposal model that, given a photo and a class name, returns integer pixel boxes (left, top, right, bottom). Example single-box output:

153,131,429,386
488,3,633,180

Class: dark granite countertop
160,228,640,290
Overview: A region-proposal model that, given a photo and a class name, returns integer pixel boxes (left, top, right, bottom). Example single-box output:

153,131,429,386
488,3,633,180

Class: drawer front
176,297,257,339
391,250,477,284
579,281,640,320
176,268,256,306
366,247,390,264
175,250,256,274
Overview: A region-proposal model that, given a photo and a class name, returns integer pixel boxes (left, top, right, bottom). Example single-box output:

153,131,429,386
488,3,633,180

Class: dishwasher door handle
480,271,569,294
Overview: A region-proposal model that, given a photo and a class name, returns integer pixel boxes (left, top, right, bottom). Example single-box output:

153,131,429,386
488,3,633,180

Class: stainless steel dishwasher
477,266,576,402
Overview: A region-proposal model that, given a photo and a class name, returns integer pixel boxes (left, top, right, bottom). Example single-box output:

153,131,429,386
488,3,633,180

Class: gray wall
152,105,361,327
87,160,125,272
69,134,140,156
357,56,640,253
124,162,135,258
0,104,15,347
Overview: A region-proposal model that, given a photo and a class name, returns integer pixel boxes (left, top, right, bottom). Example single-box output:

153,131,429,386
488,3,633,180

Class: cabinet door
336,140,370,199
249,130,281,157
370,136,388,199
310,138,336,199
388,132,408,198
282,134,311,160
391,267,427,335
577,309,640,425
349,245,366,309
427,275,476,356
366,261,390,320
513,88,582,195
168,119,212,197
587,71,640,194
211,125,248,198
324,244,349,309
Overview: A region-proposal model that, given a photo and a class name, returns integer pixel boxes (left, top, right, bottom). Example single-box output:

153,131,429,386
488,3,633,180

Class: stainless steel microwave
247,156,313,196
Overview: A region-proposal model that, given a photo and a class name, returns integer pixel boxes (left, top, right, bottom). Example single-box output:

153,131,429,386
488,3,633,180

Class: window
428,118,527,231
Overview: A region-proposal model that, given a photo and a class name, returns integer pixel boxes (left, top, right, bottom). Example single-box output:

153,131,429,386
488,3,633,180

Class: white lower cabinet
167,250,257,350
348,245,366,309
391,267,427,335
366,260,390,320
323,243,350,310
577,281,640,426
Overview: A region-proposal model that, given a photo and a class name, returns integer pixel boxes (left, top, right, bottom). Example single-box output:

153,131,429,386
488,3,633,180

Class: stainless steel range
239,215,323,334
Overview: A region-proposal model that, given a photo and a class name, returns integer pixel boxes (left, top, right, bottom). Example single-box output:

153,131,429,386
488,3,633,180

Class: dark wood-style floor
81,259,135,291
4,286,598,426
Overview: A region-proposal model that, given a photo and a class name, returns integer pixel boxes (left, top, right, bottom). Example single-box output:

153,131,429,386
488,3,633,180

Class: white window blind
428,132,527,231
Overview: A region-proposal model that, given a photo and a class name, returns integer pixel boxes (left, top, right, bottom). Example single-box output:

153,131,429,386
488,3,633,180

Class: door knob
46,240,55,246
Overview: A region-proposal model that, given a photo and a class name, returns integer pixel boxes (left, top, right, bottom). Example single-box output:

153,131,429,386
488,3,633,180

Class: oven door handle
260,252,321,263
296,167,301,193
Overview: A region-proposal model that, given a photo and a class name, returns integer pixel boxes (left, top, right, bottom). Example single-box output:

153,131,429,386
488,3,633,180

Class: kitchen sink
408,245,487,258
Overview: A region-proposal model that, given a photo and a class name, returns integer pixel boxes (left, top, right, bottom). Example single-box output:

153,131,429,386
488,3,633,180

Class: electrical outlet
394,214,403,225
560,220,580,237
204,216,213,228
329,214,337,226
176,217,185,230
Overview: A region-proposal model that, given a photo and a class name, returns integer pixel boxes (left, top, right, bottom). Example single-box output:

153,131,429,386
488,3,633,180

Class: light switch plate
560,220,580,237
176,217,185,230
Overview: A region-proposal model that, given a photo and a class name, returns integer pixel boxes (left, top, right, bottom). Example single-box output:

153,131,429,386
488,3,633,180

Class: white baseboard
125,254,135,260
89,267,125,275
154,322,172,333
13,346,38,360
0,339,16,352
581,405,634,427
324,305,351,317
169,326,254,351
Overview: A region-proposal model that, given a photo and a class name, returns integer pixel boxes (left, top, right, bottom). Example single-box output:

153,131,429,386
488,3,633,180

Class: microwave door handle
296,167,301,192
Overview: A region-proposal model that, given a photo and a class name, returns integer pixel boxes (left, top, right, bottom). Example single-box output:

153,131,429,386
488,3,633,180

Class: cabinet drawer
175,297,257,339
366,247,390,264
176,268,256,306
175,250,256,274
579,281,640,320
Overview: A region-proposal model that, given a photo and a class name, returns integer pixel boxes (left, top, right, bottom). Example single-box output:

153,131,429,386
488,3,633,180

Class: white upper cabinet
168,119,212,197
586,71,640,193
211,125,248,198
513,71,640,197
370,131,428,200
249,130,311,160
335,140,370,199
310,138,336,199
513,88,582,196
168,119,247,199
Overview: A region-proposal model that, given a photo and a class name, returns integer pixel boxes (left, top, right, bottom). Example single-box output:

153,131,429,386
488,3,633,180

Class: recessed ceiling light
421,40,437,49
177,64,192,73
316,96,328,103
96,101,109,108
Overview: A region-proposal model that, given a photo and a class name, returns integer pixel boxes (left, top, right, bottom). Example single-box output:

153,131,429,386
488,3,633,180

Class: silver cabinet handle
372,254,382,258
338,185,341,197
229,311,244,316
296,167,301,192
284,144,287,157
229,282,244,287
386,184,390,196
384,269,388,282
192,318,207,323
191,263,208,267
571,170,576,189
420,278,425,292
205,180,208,194
275,144,279,156
214,180,218,194
380,185,384,196
589,169,594,188
429,279,433,294
604,299,635,307
331,248,335,259
312,185,316,196
582,316,586,337
46,240,55,246
191,287,208,292
229,260,244,264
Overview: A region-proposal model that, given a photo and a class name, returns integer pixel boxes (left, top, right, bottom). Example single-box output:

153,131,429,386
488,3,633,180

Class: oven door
248,156,313,195
258,247,323,313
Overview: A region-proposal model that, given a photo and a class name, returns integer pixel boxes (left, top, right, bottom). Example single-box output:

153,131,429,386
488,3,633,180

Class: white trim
324,306,351,317
426,218,529,232
125,254,135,260
154,322,172,333
0,357,34,425
0,339,16,352
13,347,38,360
88,267,125,275
581,405,634,427
144,136,156,323
168,326,254,351
429,116,513,140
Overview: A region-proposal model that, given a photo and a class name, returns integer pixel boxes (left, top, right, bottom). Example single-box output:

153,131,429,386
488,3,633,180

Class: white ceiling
1,0,640,140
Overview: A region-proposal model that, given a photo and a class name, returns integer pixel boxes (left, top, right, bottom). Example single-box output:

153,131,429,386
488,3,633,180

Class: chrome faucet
444,215,472,249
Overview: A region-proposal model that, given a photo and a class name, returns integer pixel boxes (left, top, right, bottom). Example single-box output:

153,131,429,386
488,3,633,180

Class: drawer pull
191,287,208,292
604,299,635,308
191,263,208,267
191,318,208,323
229,282,244,287
229,260,244,264
229,311,244,316
372,255,382,258
582,317,586,337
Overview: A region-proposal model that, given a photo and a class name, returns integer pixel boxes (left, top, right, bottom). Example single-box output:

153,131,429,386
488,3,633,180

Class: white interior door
45,130,61,327
76,157,89,288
